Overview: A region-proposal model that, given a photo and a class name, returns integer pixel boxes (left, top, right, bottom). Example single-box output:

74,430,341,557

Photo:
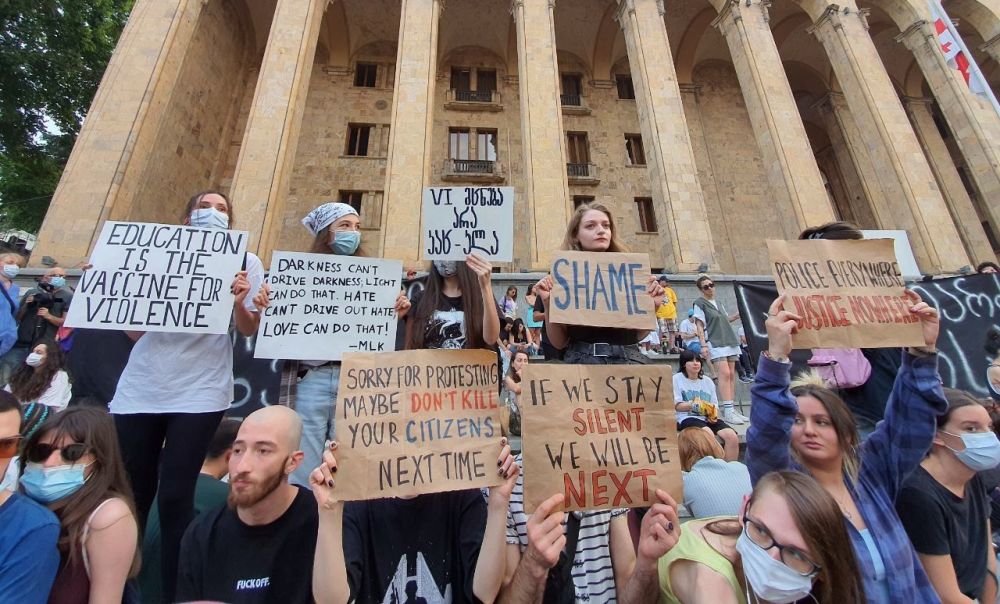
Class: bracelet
763,351,790,364
905,345,938,357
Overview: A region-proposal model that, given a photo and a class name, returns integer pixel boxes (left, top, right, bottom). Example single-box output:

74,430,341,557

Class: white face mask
189,207,229,230
25,353,43,367
736,529,816,604
2,264,19,279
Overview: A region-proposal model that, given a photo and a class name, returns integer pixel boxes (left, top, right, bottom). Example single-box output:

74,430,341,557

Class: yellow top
656,287,678,320
657,518,747,604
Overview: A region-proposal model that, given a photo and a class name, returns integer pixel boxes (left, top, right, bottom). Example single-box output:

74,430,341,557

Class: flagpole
930,0,1000,119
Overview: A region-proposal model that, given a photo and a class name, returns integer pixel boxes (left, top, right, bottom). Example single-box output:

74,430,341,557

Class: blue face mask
49,276,66,289
330,230,361,256
943,430,1000,471
20,462,89,503
189,207,229,230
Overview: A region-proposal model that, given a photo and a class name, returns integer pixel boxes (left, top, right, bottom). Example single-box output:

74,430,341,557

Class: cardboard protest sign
520,364,679,512
66,222,247,334
767,239,924,349
333,349,504,501
254,252,401,361
422,186,514,262
547,251,656,330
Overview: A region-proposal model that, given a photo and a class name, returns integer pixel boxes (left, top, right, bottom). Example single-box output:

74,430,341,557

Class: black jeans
114,411,224,604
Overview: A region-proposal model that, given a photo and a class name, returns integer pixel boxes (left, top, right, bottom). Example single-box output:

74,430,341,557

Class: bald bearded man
176,406,318,603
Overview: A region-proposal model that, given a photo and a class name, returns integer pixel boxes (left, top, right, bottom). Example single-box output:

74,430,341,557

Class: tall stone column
899,20,1000,247
34,0,204,267
380,0,441,263
712,0,835,229
903,97,995,262
511,0,571,269
616,0,716,271
227,0,327,262
808,5,969,271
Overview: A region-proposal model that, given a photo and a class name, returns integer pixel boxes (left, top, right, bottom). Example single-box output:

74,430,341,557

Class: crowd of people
0,191,997,604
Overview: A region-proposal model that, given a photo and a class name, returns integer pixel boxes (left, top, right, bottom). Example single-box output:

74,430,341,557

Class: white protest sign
66,222,248,334
422,186,514,262
254,252,402,361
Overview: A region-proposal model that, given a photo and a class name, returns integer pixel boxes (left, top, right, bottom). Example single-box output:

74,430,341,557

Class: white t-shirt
679,318,697,339
110,252,264,415
5,370,72,411
672,373,718,424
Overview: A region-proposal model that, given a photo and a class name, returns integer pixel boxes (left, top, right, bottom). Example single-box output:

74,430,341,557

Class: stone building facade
35,0,1000,274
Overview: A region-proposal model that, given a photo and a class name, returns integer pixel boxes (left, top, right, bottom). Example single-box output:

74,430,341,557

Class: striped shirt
505,455,628,603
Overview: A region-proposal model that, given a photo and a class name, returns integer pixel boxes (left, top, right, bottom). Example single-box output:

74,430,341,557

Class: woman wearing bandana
285,202,411,489
110,191,268,602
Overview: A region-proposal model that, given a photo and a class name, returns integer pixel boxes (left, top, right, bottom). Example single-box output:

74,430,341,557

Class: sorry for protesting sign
548,251,656,330
333,349,504,500
254,252,401,361
66,222,247,334
767,239,924,349
520,364,679,512
422,186,513,262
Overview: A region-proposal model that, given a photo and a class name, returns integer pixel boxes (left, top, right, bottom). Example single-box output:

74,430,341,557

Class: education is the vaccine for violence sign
422,186,514,262
547,251,656,330
66,222,248,334
767,238,925,349
520,364,679,512
254,252,402,361
333,349,504,501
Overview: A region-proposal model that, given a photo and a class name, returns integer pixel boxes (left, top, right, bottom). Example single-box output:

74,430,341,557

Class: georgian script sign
254,252,401,361
332,349,504,501
520,364,679,512
767,239,924,349
548,251,656,330
422,186,514,261
66,222,248,334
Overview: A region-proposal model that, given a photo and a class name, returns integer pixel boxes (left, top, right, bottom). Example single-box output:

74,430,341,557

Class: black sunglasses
701,283,715,290
27,442,88,464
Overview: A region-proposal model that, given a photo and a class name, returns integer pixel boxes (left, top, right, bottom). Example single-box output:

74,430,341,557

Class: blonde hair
679,427,725,472
561,203,629,252
0,253,26,267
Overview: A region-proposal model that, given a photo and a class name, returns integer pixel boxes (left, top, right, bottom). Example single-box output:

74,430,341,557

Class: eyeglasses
700,283,715,291
744,514,821,576
26,442,88,464
0,435,22,458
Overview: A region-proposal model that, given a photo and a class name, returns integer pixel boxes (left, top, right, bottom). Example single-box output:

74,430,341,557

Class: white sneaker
733,410,751,424
722,407,747,425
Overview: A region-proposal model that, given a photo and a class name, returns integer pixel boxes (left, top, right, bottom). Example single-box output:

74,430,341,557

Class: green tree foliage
0,0,133,233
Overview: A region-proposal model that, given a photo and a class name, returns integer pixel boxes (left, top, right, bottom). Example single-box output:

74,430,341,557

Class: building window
566,132,590,165
477,130,498,162
346,124,373,156
616,75,635,100
478,69,497,93
354,63,377,88
339,190,364,215
451,67,472,92
625,134,646,166
573,196,595,209
449,128,470,160
635,197,657,233
561,74,583,106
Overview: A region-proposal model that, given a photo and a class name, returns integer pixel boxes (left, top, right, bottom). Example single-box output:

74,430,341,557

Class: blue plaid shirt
746,351,945,604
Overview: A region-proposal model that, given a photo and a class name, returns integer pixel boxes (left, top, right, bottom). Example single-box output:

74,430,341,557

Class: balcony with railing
560,93,590,115
445,89,503,112
442,159,505,183
566,163,599,185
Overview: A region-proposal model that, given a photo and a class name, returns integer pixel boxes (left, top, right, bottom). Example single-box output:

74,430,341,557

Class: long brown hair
706,471,866,604
182,190,234,228
679,427,724,471
789,376,861,481
405,262,491,350
21,408,140,576
9,344,67,404
560,202,629,252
